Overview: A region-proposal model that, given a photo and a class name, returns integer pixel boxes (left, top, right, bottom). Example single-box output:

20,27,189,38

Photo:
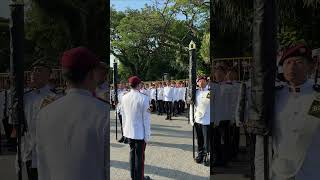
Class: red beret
279,44,312,65
61,47,99,71
197,76,207,82
128,76,141,87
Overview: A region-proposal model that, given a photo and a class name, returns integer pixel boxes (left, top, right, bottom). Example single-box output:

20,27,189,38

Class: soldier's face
31,66,50,87
198,79,207,88
214,68,226,82
93,67,106,84
283,57,311,85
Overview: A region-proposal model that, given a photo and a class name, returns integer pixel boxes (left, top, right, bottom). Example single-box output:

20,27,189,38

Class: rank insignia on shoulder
40,96,57,109
24,89,33,94
308,100,320,118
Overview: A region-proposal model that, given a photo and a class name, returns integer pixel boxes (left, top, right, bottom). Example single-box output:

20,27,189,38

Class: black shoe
203,154,210,167
123,137,129,144
165,117,169,120
144,176,151,180
118,136,125,143
195,154,204,164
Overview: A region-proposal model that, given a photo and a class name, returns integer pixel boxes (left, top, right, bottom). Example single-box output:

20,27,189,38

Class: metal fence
0,69,65,89
212,57,253,82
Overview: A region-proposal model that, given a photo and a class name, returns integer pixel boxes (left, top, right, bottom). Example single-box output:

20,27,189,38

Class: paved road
110,110,209,180
0,110,250,180
0,154,28,180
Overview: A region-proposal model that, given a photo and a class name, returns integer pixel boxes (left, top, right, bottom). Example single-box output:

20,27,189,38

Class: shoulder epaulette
40,95,58,109
96,97,109,104
24,89,33,94
50,88,58,94
313,84,320,92
139,92,147,96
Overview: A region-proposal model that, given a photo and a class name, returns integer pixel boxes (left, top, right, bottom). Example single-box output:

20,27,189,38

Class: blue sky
111,0,154,11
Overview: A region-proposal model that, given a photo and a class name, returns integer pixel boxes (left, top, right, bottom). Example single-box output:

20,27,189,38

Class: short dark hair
62,68,91,84
130,83,139,89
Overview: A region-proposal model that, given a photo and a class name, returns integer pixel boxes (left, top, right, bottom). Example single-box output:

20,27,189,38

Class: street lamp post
9,0,25,180
188,40,196,159
113,61,118,140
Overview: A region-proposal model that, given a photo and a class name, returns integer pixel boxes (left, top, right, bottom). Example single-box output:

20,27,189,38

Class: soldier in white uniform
163,81,174,120
121,76,151,180
94,62,109,102
156,82,164,115
117,82,128,143
225,67,242,159
210,63,229,167
9,61,60,180
0,80,15,150
172,81,179,117
178,81,187,114
190,77,211,166
254,44,320,180
149,83,157,113
36,47,109,180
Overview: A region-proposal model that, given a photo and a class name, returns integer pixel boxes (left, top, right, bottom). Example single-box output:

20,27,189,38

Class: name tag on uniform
308,100,320,118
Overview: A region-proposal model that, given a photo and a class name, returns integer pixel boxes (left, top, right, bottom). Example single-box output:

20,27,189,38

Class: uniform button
294,112,298,115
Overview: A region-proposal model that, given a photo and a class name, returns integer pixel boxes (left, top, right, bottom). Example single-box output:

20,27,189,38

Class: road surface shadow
148,141,193,152
111,160,209,180
150,126,191,135
152,124,182,128
110,143,126,148
151,133,192,139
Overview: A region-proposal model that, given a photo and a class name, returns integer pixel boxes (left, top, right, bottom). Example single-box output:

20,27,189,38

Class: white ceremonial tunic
140,88,150,97
254,80,320,180
20,85,59,168
121,89,151,142
116,89,127,116
189,89,210,125
163,86,174,102
173,87,179,102
157,87,164,101
36,88,109,180
179,87,186,101
150,88,156,100
211,82,239,125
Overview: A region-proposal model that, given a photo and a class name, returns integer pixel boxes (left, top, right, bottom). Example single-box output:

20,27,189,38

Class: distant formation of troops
110,80,188,121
